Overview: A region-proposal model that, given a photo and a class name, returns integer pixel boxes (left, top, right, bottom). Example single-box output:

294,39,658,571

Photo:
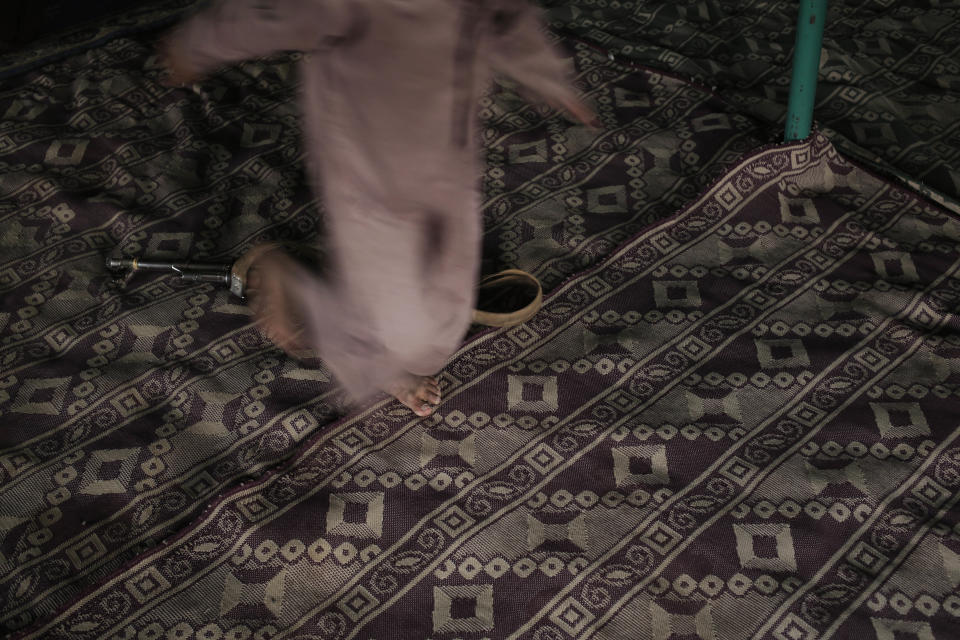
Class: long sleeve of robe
167,0,584,401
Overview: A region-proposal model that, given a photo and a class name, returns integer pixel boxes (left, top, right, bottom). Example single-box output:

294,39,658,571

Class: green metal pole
784,0,828,141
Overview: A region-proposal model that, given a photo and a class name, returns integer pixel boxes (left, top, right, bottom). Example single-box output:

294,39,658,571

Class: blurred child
160,0,597,416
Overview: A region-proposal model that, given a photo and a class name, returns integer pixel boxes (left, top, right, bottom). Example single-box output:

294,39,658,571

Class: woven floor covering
546,0,960,211
6,122,960,637
2,3,960,640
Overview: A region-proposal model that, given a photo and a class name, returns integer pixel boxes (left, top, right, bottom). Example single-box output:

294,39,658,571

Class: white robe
171,0,581,399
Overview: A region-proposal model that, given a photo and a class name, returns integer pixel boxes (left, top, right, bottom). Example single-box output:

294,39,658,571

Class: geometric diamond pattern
549,597,595,635
507,375,559,412
10,377,70,415
651,598,716,640
432,584,495,633
5,7,960,637
326,492,385,539
612,445,670,487
79,448,141,495
220,568,286,618
869,618,935,640
733,524,798,572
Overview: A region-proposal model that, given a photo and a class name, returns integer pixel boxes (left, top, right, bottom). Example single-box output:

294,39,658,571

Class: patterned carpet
12,131,960,639
0,0,195,80
1,1,959,639
545,0,960,212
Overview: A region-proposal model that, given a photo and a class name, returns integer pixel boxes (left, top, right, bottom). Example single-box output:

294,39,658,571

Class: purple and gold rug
13,132,960,639
546,0,960,210
2,2,960,636
0,27,777,632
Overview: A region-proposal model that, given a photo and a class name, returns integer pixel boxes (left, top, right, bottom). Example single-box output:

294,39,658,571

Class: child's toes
423,388,441,405
414,400,435,416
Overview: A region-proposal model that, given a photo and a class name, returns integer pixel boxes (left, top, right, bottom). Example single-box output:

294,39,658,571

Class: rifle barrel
106,257,231,273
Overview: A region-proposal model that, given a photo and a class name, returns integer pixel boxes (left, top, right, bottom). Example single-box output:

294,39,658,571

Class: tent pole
784,0,828,141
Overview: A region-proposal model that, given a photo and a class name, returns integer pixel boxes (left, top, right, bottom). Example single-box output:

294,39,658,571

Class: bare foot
157,35,202,87
246,254,309,355
386,374,442,417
